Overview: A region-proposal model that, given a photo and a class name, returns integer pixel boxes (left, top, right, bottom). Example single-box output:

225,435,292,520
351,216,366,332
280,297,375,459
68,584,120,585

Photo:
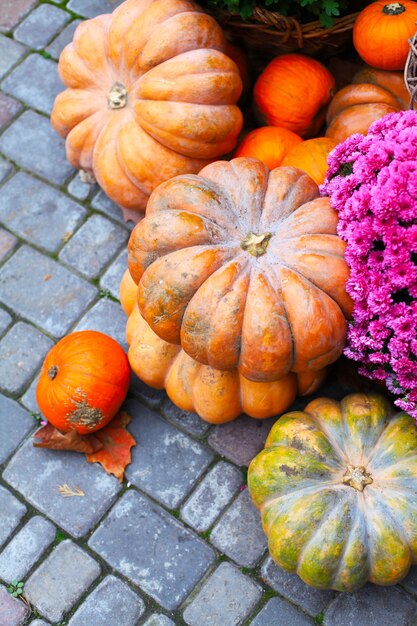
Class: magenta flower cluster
322,110,417,418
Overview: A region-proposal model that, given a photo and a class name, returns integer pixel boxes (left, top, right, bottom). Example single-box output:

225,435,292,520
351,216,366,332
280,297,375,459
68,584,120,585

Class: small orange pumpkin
120,270,326,423
234,127,303,170
281,137,337,185
36,331,130,434
353,1,417,70
326,66,411,143
253,54,336,138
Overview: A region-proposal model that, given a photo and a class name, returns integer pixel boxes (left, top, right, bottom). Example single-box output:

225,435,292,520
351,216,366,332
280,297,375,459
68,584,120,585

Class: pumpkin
353,1,417,71
128,158,353,382
248,393,417,591
36,331,130,435
281,137,337,185
253,54,336,138
120,269,327,422
325,66,411,143
234,127,303,170
51,0,243,218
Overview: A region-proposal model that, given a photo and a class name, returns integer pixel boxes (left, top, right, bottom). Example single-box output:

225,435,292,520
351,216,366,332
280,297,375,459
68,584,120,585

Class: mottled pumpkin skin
120,269,327,423
128,158,353,382
36,331,130,434
326,67,411,143
248,393,417,591
51,0,243,216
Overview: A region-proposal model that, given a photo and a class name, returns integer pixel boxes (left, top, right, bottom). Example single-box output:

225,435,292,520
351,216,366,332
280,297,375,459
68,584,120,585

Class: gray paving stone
0,307,12,336
3,438,121,538
130,375,166,409
181,461,243,532
211,489,267,568
324,584,417,626
89,490,215,610
0,156,13,183
261,557,335,617
20,371,40,413
0,322,53,395
91,189,130,227
401,566,417,595
30,621,50,626
0,585,30,626
74,298,128,351
68,575,145,626
0,246,97,337
2,54,63,115
67,170,96,200
0,92,22,129
0,394,34,465
100,248,128,299
25,540,100,623
13,5,70,49
161,398,211,437
183,561,262,626
67,0,124,18
46,19,83,60
0,0,37,31
0,484,26,547
208,415,278,467
0,34,26,79
0,228,17,262
0,516,55,583
0,110,74,185
124,398,214,508
59,214,128,279
143,616,176,626
251,597,314,626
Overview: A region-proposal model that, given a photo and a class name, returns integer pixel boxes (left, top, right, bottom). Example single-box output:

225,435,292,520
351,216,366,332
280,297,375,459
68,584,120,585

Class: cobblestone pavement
1,2,417,626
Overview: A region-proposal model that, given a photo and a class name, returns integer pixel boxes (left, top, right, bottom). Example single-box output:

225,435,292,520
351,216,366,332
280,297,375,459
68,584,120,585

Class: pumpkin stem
108,82,128,109
47,365,58,380
241,232,272,257
383,2,406,14
342,465,373,492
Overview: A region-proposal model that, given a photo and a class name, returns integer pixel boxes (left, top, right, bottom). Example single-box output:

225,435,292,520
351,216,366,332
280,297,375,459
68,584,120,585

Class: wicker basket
206,6,359,63
405,32,417,107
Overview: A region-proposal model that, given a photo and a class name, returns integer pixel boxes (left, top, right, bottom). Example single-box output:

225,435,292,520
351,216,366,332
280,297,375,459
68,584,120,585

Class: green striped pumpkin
248,393,417,591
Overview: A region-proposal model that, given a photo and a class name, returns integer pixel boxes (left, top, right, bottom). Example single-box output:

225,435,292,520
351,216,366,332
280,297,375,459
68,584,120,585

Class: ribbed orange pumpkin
36,331,130,434
234,127,303,170
326,67,411,143
253,54,336,138
281,138,337,185
51,0,243,218
120,270,327,422
353,1,417,70
128,158,353,382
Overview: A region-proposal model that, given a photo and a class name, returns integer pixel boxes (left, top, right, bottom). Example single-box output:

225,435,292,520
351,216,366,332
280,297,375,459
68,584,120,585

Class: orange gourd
253,54,336,138
128,158,353,383
36,331,130,434
353,1,417,70
51,0,243,219
281,137,337,185
234,127,303,170
326,66,411,143
120,270,327,423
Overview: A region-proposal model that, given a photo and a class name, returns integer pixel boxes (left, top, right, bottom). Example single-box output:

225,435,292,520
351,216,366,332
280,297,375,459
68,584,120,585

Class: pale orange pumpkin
281,137,337,185
353,1,417,71
120,270,326,423
234,127,303,170
51,0,243,219
253,54,336,138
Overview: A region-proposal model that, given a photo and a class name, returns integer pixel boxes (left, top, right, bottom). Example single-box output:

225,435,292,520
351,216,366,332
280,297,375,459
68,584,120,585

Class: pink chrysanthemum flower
321,110,417,420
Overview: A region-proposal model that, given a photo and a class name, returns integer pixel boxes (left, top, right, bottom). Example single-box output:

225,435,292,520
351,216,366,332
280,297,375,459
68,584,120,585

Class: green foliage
201,0,351,26
98,288,120,303
315,611,325,625
30,411,43,425
7,580,24,598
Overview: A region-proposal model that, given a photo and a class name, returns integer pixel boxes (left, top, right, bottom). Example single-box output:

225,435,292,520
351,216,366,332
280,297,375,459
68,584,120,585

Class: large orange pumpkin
120,270,326,422
253,54,336,138
36,331,130,434
353,1,417,71
281,137,337,185
325,66,411,143
128,158,353,382
234,126,303,170
51,0,243,219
